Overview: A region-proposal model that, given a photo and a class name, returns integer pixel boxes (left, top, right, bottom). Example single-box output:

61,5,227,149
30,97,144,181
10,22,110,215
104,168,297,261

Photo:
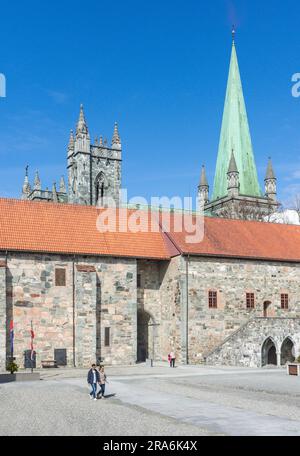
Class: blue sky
0,0,300,206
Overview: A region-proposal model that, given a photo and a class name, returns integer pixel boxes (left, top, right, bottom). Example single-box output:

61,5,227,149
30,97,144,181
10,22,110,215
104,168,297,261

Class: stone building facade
1,199,300,371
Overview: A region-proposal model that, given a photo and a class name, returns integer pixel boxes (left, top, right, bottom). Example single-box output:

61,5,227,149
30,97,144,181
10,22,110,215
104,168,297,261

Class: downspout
72,255,76,367
89,149,93,205
186,254,189,365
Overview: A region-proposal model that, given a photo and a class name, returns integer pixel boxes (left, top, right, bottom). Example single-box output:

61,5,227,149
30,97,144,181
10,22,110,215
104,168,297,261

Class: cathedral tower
67,105,122,206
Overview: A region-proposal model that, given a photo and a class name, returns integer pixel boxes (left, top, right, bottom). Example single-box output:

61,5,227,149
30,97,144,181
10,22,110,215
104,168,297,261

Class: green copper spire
212,36,262,200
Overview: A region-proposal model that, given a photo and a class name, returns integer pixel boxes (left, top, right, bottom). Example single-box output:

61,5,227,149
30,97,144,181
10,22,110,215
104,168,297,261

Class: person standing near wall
170,351,176,368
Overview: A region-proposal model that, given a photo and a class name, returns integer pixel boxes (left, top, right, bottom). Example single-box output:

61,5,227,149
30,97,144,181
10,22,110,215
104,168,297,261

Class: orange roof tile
2,199,300,263
164,214,300,262
0,199,173,259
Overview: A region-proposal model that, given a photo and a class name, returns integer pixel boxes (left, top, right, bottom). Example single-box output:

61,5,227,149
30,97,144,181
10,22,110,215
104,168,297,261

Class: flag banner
30,326,35,361
9,320,14,355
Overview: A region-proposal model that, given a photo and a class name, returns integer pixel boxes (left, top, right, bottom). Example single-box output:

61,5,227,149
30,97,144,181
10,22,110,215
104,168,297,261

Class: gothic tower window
95,172,108,206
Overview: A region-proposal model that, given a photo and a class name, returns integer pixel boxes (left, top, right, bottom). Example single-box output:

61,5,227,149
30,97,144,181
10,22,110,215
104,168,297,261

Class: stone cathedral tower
21,105,122,206
68,105,122,206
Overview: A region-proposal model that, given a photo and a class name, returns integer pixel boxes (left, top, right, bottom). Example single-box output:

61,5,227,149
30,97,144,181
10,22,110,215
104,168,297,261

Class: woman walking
98,365,107,399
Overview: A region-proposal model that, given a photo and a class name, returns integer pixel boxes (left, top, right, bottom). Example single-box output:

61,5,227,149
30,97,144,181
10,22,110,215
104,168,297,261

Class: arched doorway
262,337,277,366
263,301,271,317
137,310,154,362
280,337,295,365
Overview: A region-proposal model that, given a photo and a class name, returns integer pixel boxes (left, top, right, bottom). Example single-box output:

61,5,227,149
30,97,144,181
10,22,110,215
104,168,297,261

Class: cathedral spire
112,122,121,148
212,34,261,200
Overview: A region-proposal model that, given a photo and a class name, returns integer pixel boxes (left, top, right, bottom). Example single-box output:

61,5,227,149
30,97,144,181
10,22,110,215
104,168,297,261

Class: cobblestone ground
0,365,300,436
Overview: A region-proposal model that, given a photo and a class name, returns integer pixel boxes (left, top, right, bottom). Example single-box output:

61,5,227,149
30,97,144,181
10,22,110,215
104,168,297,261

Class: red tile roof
164,213,300,262
1,199,300,263
0,199,173,259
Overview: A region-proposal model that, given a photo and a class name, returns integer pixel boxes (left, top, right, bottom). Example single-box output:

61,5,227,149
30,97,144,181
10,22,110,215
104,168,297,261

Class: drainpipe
72,255,76,367
186,254,189,365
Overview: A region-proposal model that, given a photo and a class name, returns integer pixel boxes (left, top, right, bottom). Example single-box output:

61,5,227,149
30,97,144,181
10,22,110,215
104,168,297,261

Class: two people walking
87,364,107,401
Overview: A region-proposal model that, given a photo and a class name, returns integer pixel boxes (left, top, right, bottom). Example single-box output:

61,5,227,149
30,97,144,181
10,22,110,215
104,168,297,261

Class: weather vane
232,25,236,42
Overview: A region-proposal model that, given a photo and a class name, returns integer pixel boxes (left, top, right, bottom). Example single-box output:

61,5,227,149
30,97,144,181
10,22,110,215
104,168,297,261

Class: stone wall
178,256,300,364
4,253,137,368
75,266,97,367
137,257,182,363
205,317,300,367
0,263,6,370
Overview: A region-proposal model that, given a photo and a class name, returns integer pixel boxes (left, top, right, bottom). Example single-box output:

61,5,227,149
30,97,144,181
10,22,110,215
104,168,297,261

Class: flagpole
30,320,34,373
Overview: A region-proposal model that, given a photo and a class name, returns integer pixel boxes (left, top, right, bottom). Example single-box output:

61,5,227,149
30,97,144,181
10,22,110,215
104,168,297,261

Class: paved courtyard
1,364,300,436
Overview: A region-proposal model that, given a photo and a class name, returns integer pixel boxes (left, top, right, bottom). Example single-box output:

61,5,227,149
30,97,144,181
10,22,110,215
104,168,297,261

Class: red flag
30,325,35,361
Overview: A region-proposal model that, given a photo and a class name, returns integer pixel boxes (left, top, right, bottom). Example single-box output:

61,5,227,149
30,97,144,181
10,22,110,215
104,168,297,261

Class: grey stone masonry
205,317,300,367
3,252,138,368
0,263,6,370
177,256,300,364
75,266,97,367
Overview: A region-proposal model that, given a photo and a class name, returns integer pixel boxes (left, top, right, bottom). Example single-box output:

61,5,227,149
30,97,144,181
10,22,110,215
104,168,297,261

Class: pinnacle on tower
198,165,209,204
68,129,75,151
34,170,41,190
52,182,58,202
227,150,240,197
265,157,276,180
112,122,121,146
99,136,103,146
264,157,277,201
228,149,238,173
59,175,66,193
76,104,89,137
22,165,31,198
199,165,208,187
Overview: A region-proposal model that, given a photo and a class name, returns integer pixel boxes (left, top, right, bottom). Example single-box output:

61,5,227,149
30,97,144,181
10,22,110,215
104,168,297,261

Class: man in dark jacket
87,364,100,401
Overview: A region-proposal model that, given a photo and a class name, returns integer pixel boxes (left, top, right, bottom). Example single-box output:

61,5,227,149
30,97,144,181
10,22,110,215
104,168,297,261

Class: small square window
246,293,255,309
281,294,288,310
208,291,217,308
55,268,66,286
